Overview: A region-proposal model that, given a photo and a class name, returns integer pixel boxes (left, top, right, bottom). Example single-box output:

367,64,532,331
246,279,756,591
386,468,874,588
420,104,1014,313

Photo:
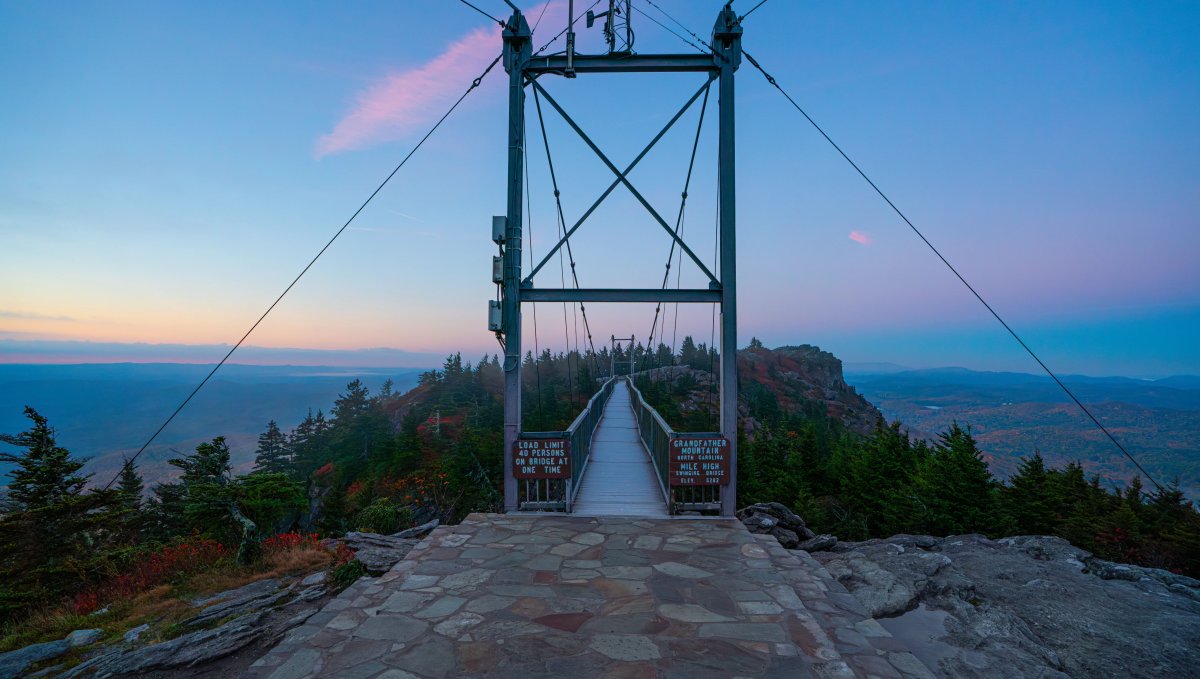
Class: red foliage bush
70,538,231,615
333,542,356,566
262,532,321,555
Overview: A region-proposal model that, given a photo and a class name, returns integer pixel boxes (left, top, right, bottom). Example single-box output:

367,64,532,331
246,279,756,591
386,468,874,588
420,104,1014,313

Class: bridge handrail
625,378,673,508
520,376,616,512
566,375,617,509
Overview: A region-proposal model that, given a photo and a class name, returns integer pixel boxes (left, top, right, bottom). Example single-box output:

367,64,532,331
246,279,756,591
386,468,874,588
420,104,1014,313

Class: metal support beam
502,11,532,512
527,53,717,74
521,288,721,303
530,80,720,286
495,6,743,517
524,75,714,286
714,7,742,517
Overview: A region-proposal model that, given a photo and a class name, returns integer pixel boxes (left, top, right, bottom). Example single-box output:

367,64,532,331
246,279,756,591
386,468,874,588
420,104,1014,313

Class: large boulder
0,639,69,678
0,628,105,677
813,534,1200,678
395,518,440,539
338,532,418,574
186,578,289,627
737,502,816,547
797,534,838,552
66,612,268,677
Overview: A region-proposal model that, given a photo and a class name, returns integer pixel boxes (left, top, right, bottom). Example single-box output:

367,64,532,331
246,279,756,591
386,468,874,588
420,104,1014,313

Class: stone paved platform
249,514,935,678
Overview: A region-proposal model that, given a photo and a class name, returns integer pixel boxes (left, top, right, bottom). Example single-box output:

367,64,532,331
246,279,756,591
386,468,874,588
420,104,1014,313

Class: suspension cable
738,0,771,22
101,53,503,490
631,4,705,54
642,80,712,374
457,0,504,27
531,82,602,379
742,49,1166,493
524,119,544,413
533,0,604,57
642,0,716,52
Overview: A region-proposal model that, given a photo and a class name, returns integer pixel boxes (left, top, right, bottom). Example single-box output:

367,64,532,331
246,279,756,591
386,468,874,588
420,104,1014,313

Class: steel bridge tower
492,5,742,516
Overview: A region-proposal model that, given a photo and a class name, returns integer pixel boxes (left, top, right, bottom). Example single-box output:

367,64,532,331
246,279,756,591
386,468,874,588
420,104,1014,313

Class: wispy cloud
315,3,564,157
387,209,425,223
0,309,75,322
848,231,872,246
316,29,497,157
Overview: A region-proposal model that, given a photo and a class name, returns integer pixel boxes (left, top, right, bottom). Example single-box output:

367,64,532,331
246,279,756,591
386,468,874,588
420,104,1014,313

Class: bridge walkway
249,514,936,679
571,380,669,517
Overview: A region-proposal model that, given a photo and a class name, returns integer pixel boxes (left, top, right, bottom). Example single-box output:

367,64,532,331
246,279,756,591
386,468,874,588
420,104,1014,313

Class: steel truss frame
499,7,742,516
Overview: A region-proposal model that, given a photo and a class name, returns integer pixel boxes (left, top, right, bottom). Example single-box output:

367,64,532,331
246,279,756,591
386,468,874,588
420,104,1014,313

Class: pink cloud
316,3,565,157
848,230,872,245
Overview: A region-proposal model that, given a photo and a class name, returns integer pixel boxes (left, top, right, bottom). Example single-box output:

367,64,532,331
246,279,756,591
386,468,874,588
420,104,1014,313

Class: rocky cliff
643,344,885,436
811,534,1200,678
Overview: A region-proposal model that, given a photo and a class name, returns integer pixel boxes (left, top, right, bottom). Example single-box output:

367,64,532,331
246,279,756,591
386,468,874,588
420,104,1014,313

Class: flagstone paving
248,514,935,678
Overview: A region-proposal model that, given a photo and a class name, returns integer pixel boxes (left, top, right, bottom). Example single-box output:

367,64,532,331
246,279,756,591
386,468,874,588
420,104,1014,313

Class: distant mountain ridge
847,366,1200,497
0,363,425,485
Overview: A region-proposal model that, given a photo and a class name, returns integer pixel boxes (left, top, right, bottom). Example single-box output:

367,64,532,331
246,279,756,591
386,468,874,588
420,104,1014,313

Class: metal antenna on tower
565,0,577,77
586,0,633,54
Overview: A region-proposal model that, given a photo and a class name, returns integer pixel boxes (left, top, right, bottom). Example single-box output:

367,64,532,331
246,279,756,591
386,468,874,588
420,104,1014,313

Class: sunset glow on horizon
2,1,1197,377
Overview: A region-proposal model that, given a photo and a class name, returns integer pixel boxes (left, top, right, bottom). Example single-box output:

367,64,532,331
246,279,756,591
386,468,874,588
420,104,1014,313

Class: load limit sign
513,438,570,479
669,436,731,486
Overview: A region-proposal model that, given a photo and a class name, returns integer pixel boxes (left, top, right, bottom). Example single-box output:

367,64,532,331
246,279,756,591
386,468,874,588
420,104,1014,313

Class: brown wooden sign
669,436,730,486
513,438,571,479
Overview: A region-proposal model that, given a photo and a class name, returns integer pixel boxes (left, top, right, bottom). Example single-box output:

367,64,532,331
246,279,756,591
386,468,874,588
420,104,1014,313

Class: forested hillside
1,342,1196,632
849,367,1200,498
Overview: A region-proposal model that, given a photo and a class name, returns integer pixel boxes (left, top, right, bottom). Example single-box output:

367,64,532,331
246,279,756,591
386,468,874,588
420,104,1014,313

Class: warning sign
669,436,730,486
513,438,571,479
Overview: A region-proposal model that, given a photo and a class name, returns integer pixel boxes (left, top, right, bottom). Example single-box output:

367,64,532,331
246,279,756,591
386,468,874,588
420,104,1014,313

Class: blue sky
1,0,1197,377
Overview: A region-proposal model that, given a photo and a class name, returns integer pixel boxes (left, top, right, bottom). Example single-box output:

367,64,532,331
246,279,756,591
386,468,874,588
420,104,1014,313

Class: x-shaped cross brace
522,75,719,288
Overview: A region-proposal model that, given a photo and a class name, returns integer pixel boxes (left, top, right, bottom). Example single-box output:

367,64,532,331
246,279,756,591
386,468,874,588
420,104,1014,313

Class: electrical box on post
492,256,503,283
488,300,502,332
492,216,507,244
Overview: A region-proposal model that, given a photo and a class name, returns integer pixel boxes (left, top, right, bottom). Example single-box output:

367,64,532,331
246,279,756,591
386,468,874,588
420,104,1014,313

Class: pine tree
0,408,113,616
1002,452,1057,535
913,423,997,536
253,420,290,473
332,380,371,425
0,407,89,512
116,457,144,510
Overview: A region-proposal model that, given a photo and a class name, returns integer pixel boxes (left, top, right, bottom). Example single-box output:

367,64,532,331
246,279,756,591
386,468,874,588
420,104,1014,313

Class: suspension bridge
103,2,1171,676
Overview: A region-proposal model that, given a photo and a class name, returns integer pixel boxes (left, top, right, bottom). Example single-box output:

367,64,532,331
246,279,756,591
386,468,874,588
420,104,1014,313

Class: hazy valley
847,367,1200,498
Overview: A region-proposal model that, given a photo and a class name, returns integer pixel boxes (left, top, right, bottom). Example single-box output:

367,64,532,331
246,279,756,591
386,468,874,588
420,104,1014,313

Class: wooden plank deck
572,380,670,517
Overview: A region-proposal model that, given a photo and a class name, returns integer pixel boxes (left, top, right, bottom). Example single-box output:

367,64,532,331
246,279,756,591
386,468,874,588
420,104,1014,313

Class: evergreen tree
166,437,236,539
0,407,89,512
253,420,290,473
116,457,144,510
0,408,115,617
1001,452,1057,535
913,423,997,535
842,423,923,537
332,380,371,425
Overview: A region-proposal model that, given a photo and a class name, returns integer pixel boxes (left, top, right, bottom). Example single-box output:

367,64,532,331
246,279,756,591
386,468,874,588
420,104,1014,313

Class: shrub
354,498,411,535
331,560,366,589
261,532,321,554
70,538,232,615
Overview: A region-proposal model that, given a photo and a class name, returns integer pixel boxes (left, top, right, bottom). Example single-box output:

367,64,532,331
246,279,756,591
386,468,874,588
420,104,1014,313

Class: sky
0,0,1197,377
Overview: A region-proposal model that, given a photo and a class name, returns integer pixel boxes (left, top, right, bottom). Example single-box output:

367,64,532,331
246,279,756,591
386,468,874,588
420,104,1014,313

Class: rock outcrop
636,344,885,437
739,344,884,435
330,519,438,575
66,611,270,677
813,533,1200,678
738,502,837,552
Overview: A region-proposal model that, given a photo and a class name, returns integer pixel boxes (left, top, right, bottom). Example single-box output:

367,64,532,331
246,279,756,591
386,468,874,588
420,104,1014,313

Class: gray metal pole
714,8,742,517
502,13,531,512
